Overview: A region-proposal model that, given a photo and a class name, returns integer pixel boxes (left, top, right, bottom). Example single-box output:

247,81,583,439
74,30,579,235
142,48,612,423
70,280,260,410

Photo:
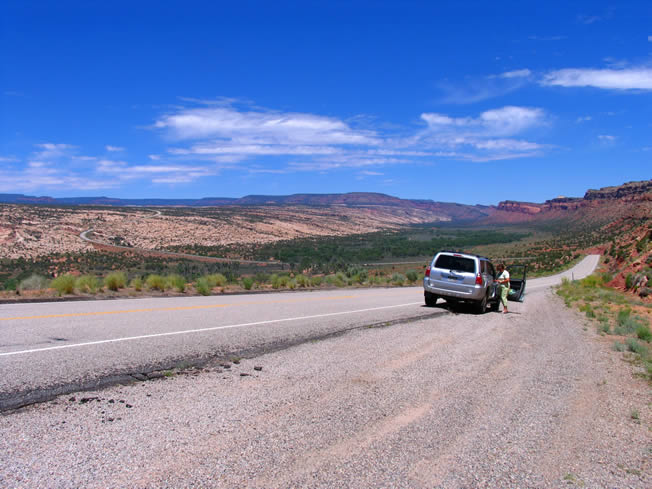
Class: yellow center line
0,295,355,322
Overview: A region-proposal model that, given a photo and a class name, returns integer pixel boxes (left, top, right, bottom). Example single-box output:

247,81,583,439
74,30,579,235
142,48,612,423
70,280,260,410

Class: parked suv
423,251,500,314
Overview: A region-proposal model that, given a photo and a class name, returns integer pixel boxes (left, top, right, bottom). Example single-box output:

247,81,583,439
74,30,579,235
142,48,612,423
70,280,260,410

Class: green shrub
18,274,49,291
288,278,297,290
580,274,603,288
146,274,166,291
310,275,323,287
2,278,17,291
617,308,631,325
295,274,309,287
76,275,100,294
345,266,367,281
254,272,269,284
270,274,280,289
104,271,127,291
391,273,406,286
242,277,254,290
195,278,211,296
51,274,76,295
349,273,363,285
626,338,647,355
326,273,346,287
166,274,186,293
636,324,652,342
613,341,626,352
130,277,143,291
205,273,227,287
625,273,635,289
405,270,419,283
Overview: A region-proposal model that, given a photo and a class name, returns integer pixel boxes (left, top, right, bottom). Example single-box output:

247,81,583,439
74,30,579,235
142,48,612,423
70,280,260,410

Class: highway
0,255,599,411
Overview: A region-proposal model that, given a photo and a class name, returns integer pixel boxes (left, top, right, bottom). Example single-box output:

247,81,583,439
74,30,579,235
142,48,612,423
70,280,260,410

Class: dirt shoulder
1,288,649,488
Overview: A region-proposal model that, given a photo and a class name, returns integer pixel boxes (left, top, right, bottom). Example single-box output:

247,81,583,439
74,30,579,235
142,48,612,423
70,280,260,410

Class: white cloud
421,106,545,137
105,145,125,152
576,115,592,123
542,67,652,90
148,154,161,160
415,106,546,161
156,106,378,146
499,69,532,79
598,134,616,141
649,36,652,42
0,156,19,163
359,170,384,176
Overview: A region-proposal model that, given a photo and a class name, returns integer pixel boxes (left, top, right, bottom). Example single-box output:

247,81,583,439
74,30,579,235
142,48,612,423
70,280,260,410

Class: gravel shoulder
1,270,649,488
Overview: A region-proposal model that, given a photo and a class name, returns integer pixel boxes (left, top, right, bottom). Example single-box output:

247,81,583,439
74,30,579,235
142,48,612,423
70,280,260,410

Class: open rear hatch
507,264,527,302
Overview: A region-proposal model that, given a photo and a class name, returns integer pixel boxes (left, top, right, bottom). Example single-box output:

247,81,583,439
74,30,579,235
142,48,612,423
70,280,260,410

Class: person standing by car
496,263,510,314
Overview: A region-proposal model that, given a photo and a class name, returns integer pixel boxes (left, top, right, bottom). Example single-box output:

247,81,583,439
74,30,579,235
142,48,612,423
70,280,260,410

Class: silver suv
423,251,500,314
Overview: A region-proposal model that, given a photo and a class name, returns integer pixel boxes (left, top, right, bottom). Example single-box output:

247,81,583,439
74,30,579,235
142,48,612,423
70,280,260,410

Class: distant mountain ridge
1,179,649,224
0,191,492,221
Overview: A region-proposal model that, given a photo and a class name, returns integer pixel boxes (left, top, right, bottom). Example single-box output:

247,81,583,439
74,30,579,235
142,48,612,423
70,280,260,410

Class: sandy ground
1,287,650,488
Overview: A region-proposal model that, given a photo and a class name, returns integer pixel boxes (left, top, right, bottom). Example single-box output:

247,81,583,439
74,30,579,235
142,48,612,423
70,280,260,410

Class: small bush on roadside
295,274,309,287
326,273,346,287
166,274,186,293
76,275,100,294
254,273,269,284
242,277,254,290
626,338,647,355
636,324,652,342
405,269,419,283
270,274,280,289
345,266,367,282
51,274,76,295
104,271,127,291
146,274,166,291
195,277,211,296
310,275,323,287
288,278,297,290
205,273,227,287
391,273,406,286
613,341,626,352
19,274,49,291
130,277,143,291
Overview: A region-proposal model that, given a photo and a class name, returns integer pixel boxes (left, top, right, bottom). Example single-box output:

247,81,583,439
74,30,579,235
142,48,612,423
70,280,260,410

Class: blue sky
1,1,650,204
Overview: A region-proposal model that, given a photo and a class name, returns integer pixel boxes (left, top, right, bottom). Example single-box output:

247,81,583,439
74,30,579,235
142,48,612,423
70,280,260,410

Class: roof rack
438,250,491,261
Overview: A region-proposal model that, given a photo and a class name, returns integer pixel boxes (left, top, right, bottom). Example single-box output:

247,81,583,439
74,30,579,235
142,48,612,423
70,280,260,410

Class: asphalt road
0,255,600,411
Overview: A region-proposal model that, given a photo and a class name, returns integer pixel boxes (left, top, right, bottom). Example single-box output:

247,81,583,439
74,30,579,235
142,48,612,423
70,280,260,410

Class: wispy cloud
416,106,546,161
105,145,125,152
439,69,533,104
598,134,616,141
498,69,532,79
576,115,592,123
577,14,602,25
156,101,548,171
542,67,652,90
528,35,567,41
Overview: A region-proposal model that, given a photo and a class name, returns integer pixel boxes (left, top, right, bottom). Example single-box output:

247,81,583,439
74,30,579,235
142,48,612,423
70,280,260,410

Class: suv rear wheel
475,291,488,314
425,292,437,307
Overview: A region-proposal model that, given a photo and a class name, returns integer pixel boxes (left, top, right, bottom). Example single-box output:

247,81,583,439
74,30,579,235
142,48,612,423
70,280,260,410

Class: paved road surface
0,255,599,411
2,253,648,488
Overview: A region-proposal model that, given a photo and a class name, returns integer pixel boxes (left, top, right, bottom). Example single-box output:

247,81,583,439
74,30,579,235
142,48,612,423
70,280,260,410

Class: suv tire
425,292,437,307
475,291,488,314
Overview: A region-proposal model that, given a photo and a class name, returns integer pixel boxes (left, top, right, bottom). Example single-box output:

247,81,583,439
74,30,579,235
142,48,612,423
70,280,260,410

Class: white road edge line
1,302,423,357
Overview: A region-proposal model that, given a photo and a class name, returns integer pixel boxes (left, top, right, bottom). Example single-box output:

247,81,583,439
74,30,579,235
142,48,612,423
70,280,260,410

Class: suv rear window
434,255,476,273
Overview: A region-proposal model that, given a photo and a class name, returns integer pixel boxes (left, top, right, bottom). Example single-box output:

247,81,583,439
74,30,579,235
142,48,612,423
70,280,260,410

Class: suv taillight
475,274,483,285
425,266,431,277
